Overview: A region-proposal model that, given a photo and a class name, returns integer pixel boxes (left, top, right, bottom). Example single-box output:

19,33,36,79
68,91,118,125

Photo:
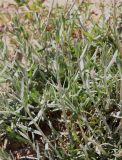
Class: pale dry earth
0,0,121,8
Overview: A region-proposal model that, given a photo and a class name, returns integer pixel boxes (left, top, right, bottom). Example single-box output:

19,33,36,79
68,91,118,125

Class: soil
0,0,120,8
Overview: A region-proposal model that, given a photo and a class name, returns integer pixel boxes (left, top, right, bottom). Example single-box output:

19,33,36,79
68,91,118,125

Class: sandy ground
0,0,120,8
0,0,121,16
43,0,113,7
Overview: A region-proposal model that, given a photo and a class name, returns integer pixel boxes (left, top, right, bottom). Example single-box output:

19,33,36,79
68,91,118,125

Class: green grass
0,1,122,159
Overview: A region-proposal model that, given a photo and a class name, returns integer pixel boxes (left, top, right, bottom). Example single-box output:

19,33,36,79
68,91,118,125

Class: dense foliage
0,1,122,159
